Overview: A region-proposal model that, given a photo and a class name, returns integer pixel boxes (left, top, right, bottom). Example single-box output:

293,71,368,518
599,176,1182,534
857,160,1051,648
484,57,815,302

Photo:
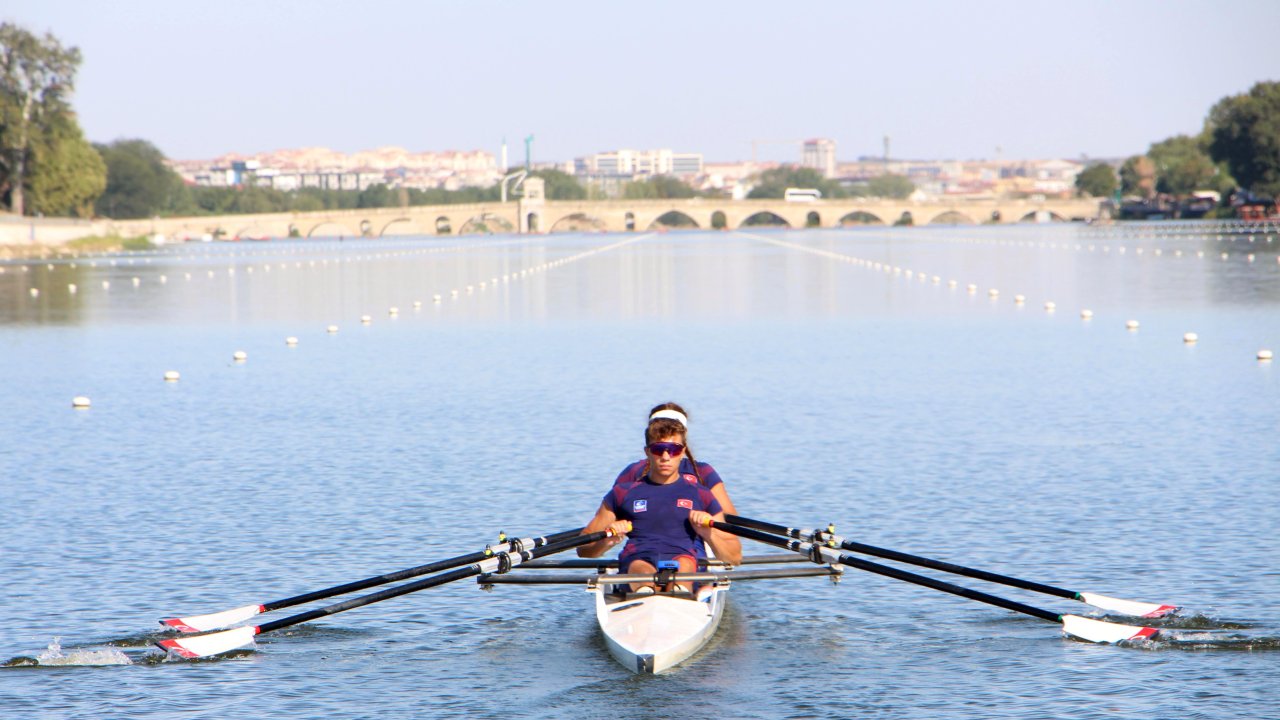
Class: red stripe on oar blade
156,637,199,659
158,604,266,633
1141,604,1178,619
1061,615,1159,643
155,625,260,659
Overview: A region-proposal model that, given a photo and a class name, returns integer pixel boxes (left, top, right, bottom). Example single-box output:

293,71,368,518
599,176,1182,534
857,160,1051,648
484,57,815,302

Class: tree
1207,80,1280,198
623,175,697,199
747,166,847,199
1146,134,1219,196
25,113,105,216
1075,163,1118,198
0,22,83,215
864,174,915,199
94,139,191,218
530,168,586,200
1119,155,1156,198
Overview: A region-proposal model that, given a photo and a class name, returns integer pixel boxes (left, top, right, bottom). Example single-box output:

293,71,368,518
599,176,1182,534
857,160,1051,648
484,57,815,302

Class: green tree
0,22,83,215
357,183,393,208
623,175,697,199
865,174,915,199
1207,80,1280,198
530,168,586,200
1119,155,1156,198
94,139,191,218
1075,163,1118,198
25,113,105,216
747,166,847,199
1147,134,1218,196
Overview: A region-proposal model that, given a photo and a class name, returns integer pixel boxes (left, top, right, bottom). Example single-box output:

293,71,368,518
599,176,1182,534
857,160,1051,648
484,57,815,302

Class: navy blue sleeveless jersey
613,458,723,490
603,475,723,564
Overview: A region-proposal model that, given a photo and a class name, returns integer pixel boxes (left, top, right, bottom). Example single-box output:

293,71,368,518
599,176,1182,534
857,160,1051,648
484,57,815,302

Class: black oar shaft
712,521,1061,624
726,514,1077,601
263,528,583,612
255,531,607,635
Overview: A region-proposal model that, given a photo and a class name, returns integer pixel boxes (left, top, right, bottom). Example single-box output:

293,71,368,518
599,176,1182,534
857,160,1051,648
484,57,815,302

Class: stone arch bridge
103,197,1103,240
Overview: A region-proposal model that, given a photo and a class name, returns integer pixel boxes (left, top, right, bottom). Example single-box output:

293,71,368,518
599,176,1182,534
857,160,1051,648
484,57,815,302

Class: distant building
802,139,837,178
573,149,704,180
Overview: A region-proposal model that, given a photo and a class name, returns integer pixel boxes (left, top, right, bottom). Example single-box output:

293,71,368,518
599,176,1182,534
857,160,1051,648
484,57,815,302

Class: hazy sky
6,1,1279,163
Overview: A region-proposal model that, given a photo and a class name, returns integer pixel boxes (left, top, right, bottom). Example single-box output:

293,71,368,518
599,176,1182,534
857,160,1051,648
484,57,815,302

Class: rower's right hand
606,520,632,544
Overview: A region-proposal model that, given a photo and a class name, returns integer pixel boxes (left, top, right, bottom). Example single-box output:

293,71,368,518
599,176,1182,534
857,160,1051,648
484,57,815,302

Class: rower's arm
702,511,742,565
578,503,624,558
710,482,736,516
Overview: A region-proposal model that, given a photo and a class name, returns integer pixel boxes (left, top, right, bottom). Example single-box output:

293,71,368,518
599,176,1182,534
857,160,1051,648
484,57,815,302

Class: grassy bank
0,234,155,260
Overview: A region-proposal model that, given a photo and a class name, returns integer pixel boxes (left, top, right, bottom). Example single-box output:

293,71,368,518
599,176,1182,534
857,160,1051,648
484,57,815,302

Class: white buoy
72,396,91,409
988,288,999,297
360,315,372,324
326,325,339,334
433,294,442,303
163,370,181,382
1014,294,1026,305
413,300,423,309
1080,309,1093,319
132,277,140,286
1247,254,1255,262
1183,332,1198,344
233,350,247,362
68,283,77,294
102,280,110,290
29,288,39,297
947,280,957,288
1044,301,1057,311
1126,320,1140,330
285,336,299,347
966,283,977,294
1259,349,1274,361
388,307,399,316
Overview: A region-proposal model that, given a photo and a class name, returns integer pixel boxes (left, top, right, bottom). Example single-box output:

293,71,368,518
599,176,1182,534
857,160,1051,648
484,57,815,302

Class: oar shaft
256,530,608,636
711,521,1061,624
726,514,1077,601
263,528,583,612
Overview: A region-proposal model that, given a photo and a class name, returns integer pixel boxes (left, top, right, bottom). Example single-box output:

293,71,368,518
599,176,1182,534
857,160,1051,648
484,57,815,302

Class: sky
5,0,1279,164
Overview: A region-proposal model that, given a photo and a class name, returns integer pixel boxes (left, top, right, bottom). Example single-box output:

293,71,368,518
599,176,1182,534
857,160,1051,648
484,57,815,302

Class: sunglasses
647,442,685,457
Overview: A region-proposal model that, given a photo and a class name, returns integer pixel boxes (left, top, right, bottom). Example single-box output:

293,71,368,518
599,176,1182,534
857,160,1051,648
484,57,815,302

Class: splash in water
33,637,132,666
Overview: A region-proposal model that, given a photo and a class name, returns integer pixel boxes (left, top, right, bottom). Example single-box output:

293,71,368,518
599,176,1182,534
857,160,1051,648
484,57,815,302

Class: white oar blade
156,625,259,659
160,604,265,633
1061,614,1158,644
1078,592,1178,619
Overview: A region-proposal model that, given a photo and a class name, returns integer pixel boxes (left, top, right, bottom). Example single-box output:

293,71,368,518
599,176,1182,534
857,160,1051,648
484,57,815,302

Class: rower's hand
688,511,713,535
606,520,631,545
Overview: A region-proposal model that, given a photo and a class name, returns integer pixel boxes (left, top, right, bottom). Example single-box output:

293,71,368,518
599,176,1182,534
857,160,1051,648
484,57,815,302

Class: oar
160,528,583,632
154,529,610,659
707,520,1159,644
726,514,1177,618
160,525,581,630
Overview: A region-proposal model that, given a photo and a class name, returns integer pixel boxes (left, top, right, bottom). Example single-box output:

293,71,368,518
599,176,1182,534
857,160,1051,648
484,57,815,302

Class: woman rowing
578,405,742,592
611,403,737,515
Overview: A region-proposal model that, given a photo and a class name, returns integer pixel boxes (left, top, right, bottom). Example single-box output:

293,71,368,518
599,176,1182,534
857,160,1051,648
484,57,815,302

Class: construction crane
751,139,804,165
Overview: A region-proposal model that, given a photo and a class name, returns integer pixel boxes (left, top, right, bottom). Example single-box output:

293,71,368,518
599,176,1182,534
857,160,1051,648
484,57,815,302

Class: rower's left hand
688,510,713,534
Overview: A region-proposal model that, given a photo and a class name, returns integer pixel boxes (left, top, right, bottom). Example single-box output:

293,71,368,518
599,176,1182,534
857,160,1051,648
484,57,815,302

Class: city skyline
5,1,1279,164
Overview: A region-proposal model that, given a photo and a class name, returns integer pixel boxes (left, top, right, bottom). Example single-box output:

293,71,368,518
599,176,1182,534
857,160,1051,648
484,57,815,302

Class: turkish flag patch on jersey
676,498,694,509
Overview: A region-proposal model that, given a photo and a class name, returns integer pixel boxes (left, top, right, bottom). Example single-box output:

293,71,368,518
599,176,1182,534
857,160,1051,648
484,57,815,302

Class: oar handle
710,520,1062,624
726,514,1077,601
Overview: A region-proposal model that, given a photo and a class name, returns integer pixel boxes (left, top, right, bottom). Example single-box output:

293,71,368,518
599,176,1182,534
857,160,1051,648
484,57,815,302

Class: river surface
2,221,1278,719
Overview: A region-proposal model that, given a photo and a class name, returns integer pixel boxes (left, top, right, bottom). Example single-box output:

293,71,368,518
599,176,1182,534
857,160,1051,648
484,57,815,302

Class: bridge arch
435,216,453,235
805,211,821,227
379,217,416,236
624,212,636,231
550,212,608,233
648,210,700,230
740,211,790,228
307,221,358,238
459,213,514,235
839,210,885,225
928,210,977,225
1018,210,1068,223
711,210,727,229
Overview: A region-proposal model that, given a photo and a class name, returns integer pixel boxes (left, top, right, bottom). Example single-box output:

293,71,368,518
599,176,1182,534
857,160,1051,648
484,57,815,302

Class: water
2,222,1278,719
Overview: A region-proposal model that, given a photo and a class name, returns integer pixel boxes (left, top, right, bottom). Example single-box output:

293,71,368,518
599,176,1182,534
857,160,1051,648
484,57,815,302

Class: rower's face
646,434,686,475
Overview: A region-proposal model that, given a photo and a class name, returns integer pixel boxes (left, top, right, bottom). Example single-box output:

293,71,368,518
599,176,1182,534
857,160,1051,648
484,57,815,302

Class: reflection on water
2,222,1278,719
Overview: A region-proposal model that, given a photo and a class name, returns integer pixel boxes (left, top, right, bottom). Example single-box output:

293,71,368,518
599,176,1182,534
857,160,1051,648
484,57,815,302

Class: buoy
160,275,167,284
326,325,339,334
285,336,298,346
1014,294,1026,305
233,350,247,361
72,396,91,409
102,280,110,290
1183,333,1198,344
388,307,399,316
1080,309,1093,319
988,288,999,297
1044,301,1056,311
132,277,140,286
433,294,442,303
163,370,181,382
68,284,77,294
413,300,422,309
29,288,38,297
360,315,372,324
1259,349,1274,361
966,284,977,294
947,280,957,288
1126,320,1140,330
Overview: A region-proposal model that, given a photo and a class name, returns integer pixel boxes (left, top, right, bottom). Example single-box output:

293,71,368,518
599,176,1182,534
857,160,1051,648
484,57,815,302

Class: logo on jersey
676,498,694,509
633,499,648,513
682,473,698,484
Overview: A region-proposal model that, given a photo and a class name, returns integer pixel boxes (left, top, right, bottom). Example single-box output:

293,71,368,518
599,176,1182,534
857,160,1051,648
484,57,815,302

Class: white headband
649,409,688,428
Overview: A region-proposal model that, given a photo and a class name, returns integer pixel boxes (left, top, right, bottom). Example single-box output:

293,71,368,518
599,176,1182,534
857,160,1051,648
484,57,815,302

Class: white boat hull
595,582,726,674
